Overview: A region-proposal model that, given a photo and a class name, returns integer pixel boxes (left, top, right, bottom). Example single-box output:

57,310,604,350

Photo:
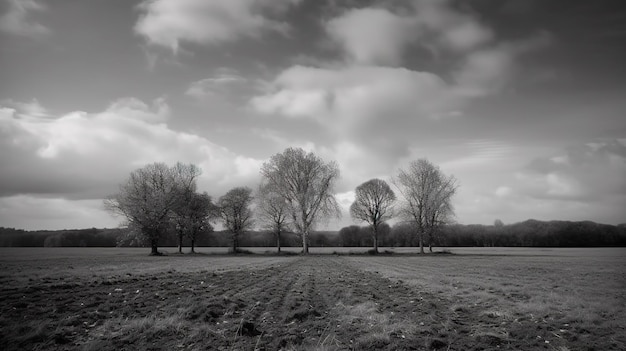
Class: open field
1,248,624,350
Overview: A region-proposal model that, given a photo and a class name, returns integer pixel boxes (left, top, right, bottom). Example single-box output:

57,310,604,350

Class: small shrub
233,248,255,255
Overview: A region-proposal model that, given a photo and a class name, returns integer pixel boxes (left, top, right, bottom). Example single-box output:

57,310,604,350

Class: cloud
0,98,264,202
325,0,494,67
411,0,493,53
326,7,416,66
253,2,544,126
186,75,245,98
251,62,490,174
453,33,551,97
453,46,515,97
1,98,48,118
252,65,452,124
185,69,256,102
134,0,299,52
517,139,626,201
0,0,49,37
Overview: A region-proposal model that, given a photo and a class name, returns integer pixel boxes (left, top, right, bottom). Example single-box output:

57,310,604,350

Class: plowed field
1,248,624,350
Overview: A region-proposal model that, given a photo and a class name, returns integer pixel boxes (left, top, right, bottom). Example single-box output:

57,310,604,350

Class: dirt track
1,256,467,350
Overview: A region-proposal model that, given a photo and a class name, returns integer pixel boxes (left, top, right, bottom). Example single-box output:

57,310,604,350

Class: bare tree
173,192,217,253
256,181,289,253
105,162,192,255
394,159,458,253
260,147,340,254
350,178,396,253
218,187,254,253
170,163,202,253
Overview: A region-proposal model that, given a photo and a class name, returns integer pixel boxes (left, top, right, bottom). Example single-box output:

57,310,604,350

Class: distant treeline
0,227,307,248
337,220,626,248
0,228,124,247
1,219,625,248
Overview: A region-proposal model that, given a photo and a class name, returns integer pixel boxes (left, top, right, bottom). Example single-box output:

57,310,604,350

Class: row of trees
105,147,458,255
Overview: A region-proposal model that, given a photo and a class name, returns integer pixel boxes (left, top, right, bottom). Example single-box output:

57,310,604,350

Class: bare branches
256,181,289,252
105,163,175,254
350,179,396,253
394,159,458,253
218,187,254,253
260,148,340,254
104,162,204,255
172,191,217,253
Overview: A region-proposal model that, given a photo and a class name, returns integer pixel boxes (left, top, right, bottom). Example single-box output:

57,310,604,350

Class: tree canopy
172,191,217,253
218,186,254,253
104,162,200,255
256,181,289,253
350,178,396,253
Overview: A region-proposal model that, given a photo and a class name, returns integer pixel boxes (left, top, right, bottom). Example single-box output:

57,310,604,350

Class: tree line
2,220,625,248
337,220,626,248
102,147,457,255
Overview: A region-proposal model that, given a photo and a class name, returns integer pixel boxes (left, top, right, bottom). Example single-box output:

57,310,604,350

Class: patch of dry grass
347,249,626,350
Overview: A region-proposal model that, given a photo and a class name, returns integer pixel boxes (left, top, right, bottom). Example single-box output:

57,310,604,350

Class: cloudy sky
1,0,625,231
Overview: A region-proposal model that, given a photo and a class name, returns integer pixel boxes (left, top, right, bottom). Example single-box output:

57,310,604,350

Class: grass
84,314,195,350
345,249,626,350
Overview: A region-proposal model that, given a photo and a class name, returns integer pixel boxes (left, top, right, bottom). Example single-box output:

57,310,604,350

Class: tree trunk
232,233,238,253
419,231,424,254
276,230,281,254
427,230,435,252
301,210,309,255
372,226,379,254
150,238,159,256
190,238,195,253
302,229,309,254
178,232,183,254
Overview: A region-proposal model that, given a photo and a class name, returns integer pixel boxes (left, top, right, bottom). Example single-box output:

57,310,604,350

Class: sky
1,0,625,231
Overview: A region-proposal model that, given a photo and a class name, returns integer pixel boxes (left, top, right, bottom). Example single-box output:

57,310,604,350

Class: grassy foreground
0,247,624,350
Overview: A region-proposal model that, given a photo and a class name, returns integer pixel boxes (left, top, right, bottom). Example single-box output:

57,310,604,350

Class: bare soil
0,249,624,350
